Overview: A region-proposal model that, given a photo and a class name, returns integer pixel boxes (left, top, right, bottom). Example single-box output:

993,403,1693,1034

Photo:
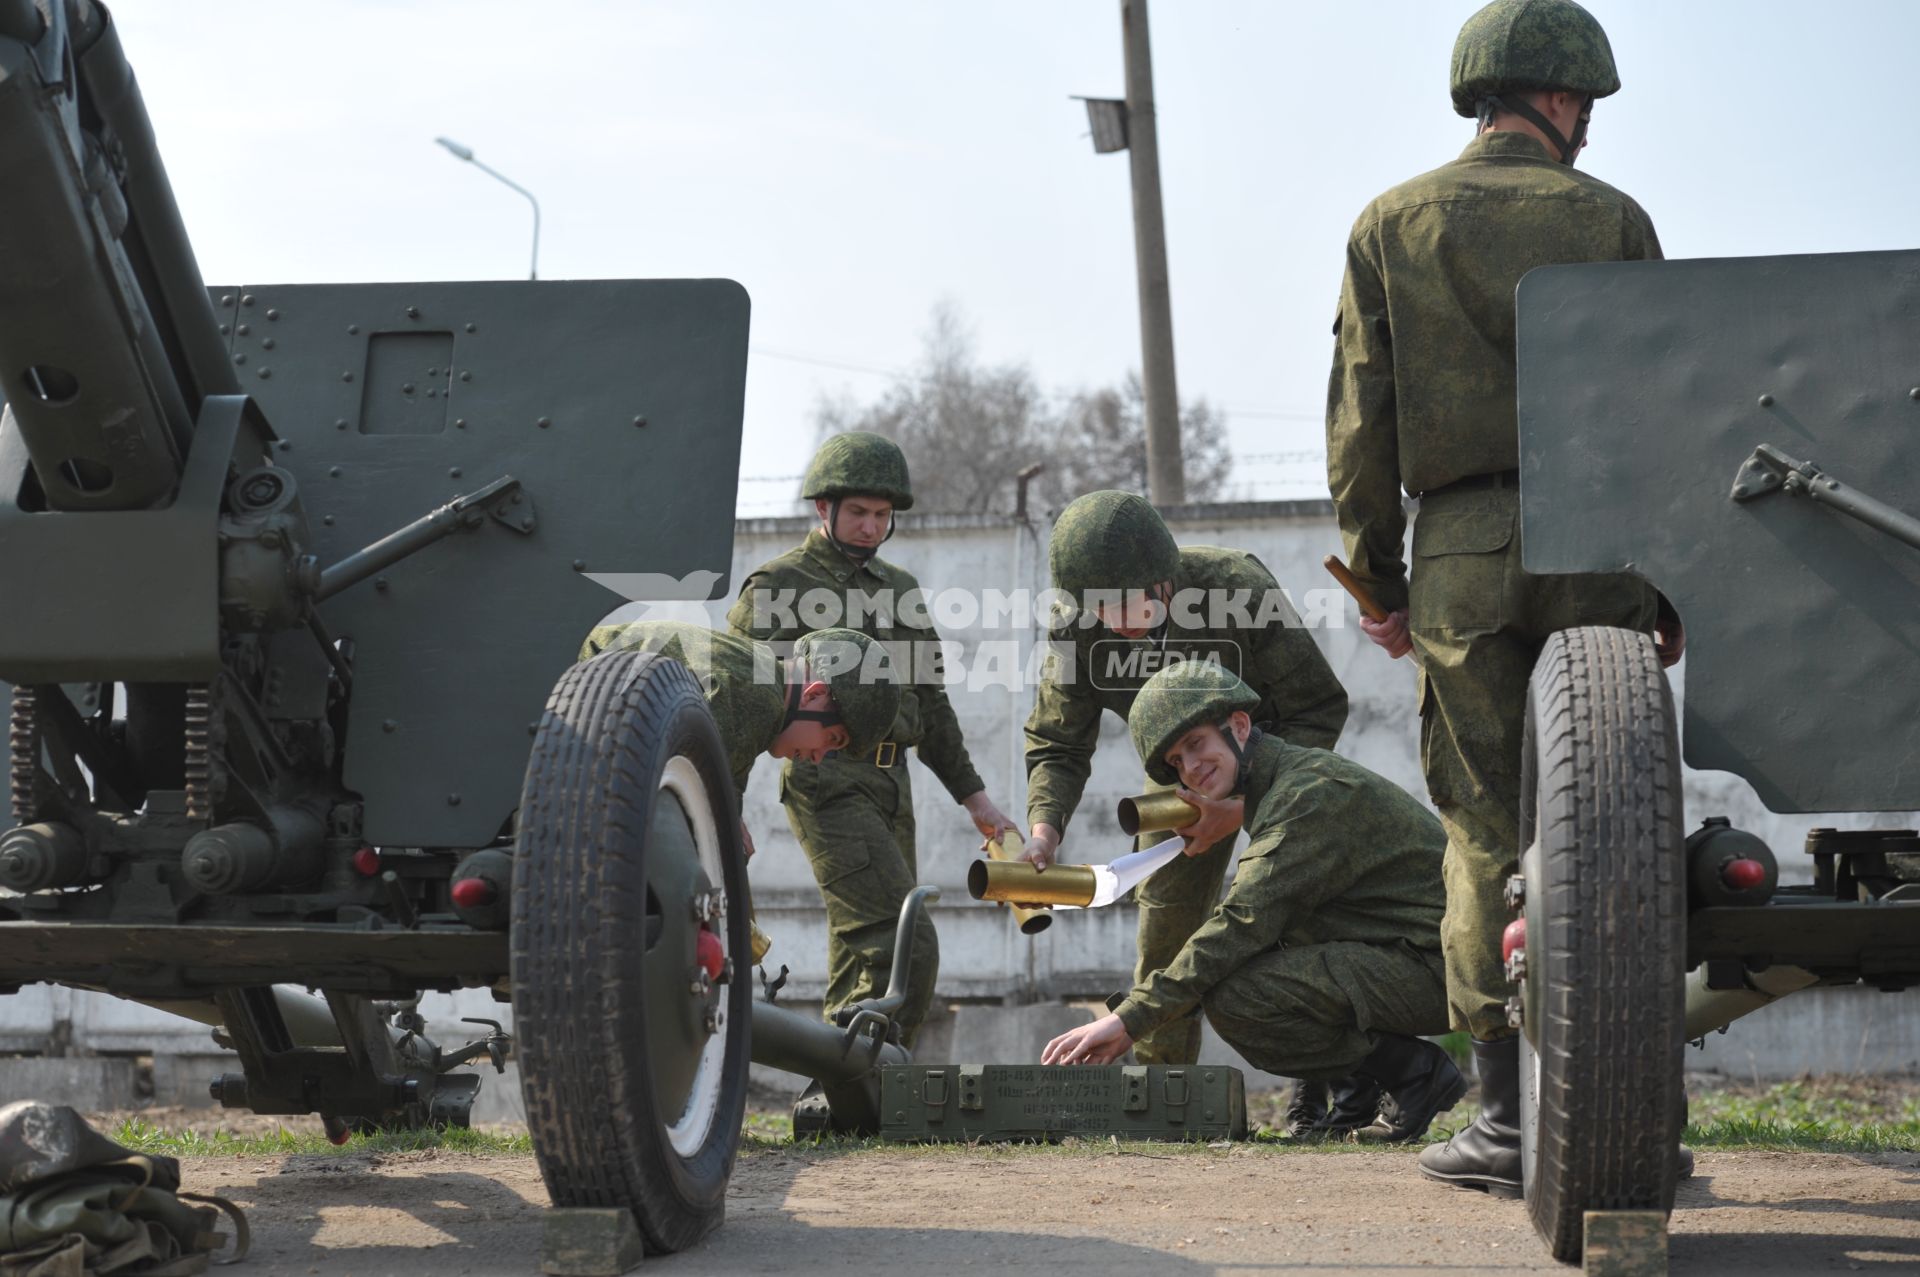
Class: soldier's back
1351,133,1659,491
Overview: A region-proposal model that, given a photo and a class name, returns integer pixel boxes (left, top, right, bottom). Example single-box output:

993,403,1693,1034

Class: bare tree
1049,371,1232,507
810,303,1233,514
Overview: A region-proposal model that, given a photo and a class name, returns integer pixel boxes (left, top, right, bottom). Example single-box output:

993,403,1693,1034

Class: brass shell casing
966,859,1097,909
985,831,1053,934
749,917,773,964
1116,791,1199,837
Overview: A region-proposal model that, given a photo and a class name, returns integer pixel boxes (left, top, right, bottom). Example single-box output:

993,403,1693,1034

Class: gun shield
1115,791,1199,837
966,859,1098,909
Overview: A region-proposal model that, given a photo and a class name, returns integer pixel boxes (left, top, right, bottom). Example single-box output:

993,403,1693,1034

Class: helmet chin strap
1219,720,1262,796
1477,92,1591,165
781,680,842,735
823,498,896,564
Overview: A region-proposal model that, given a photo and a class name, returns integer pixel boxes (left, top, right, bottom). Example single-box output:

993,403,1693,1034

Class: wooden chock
542,1207,645,1276
1582,1210,1667,1277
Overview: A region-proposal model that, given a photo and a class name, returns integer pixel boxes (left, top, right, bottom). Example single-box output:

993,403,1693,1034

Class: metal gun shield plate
878,1064,1248,1142
1516,250,1920,814
221,279,749,847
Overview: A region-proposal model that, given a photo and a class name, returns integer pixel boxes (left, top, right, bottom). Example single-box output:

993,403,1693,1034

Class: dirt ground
167,1142,1920,1276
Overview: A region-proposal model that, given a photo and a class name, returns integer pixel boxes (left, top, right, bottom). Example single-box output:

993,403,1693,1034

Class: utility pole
1121,0,1185,506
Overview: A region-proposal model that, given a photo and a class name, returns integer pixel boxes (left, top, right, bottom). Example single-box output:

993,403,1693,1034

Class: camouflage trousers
1205,939,1449,1080
1130,817,1236,1066
1408,484,1655,1040
781,752,938,1047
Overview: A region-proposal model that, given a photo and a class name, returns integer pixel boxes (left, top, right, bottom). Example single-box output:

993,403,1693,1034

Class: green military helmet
1450,0,1620,119
1129,659,1261,786
1049,490,1181,598
789,626,902,756
802,431,915,511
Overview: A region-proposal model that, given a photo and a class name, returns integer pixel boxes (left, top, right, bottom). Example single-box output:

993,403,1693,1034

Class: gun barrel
0,1,234,510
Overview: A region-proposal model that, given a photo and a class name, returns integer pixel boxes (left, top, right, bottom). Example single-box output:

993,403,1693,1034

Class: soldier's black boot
1315,1074,1382,1137
1353,1034,1467,1144
1283,1079,1329,1139
1417,1036,1521,1198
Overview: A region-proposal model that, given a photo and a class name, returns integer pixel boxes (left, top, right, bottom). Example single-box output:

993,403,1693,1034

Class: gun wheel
1515,626,1687,1263
512,650,749,1255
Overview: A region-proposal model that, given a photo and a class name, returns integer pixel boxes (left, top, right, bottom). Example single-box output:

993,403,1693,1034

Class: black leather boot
1353,1035,1467,1144
1417,1036,1521,1198
1283,1079,1329,1139
1315,1075,1382,1137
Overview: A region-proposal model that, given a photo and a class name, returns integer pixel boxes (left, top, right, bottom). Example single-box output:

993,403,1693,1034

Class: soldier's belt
864,741,898,767
1417,468,1518,500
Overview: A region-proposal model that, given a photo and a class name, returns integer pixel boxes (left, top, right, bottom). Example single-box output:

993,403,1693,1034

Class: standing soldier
1326,0,1684,1195
728,432,1018,1049
1021,491,1363,1134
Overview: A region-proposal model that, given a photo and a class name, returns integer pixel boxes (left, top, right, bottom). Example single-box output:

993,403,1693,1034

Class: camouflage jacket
579,620,785,797
725,528,985,802
1024,546,1348,835
1112,733,1447,1040
1326,130,1663,613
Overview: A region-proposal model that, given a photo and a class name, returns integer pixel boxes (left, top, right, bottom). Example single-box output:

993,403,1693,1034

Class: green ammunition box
877,1064,1248,1143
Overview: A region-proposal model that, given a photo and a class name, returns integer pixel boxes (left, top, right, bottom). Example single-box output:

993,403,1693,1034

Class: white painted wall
3,500,1912,1081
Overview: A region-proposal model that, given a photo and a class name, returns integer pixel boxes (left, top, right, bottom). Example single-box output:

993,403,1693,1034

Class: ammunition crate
878,1064,1248,1142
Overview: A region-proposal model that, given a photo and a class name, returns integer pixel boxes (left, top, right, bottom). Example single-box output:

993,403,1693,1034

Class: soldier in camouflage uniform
1042,662,1462,1143
576,621,901,810
1325,0,1683,1193
1022,491,1368,1135
728,433,1017,1047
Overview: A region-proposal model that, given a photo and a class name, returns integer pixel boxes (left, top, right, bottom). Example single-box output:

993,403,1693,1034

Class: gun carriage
1507,249,1920,1261
0,0,939,1254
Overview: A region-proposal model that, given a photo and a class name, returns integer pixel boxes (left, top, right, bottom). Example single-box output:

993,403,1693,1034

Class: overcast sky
114,0,1920,514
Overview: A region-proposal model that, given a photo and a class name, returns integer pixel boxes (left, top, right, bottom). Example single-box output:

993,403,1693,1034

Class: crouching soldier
1024,490,1368,1136
578,621,900,818
1041,661,1464,1144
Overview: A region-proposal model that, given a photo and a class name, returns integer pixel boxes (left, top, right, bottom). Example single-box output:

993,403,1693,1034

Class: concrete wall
3,499,1915,1114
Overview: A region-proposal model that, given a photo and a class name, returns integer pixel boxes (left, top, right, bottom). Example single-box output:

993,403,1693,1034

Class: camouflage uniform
1028,499,1349,1065
1113,732,1450,1078
579,621,787,795
1326,32,1658,1041
728,529,985,1045
578,620,901,795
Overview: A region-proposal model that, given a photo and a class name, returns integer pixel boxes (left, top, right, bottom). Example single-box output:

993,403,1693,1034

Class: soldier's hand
1174,789,1244,855
962,791,1019,845
1042,1013,1133,1066
1360,608,1412,659
1023,823,1062,871
740,821,756,862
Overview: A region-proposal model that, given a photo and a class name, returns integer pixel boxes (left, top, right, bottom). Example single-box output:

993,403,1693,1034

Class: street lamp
434,136,541,281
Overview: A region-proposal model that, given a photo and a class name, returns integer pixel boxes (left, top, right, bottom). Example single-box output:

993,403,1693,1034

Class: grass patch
107,1076,1920,1160
109,1117,532,1159
1682,1077,1920,1153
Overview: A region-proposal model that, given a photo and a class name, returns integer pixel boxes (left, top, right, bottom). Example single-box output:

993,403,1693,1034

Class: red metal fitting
350,846,381,877
1721,857,1768,891
696,927,725,981
1501,917,1527,964
450,877,496,908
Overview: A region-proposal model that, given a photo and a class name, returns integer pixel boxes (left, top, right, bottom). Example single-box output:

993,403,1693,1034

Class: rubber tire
512,650,750,1255
1519,626,1686,1263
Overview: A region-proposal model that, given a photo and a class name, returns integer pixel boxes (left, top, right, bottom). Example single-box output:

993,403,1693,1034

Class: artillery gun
0,0,933,1255
1505,249,1920,1262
